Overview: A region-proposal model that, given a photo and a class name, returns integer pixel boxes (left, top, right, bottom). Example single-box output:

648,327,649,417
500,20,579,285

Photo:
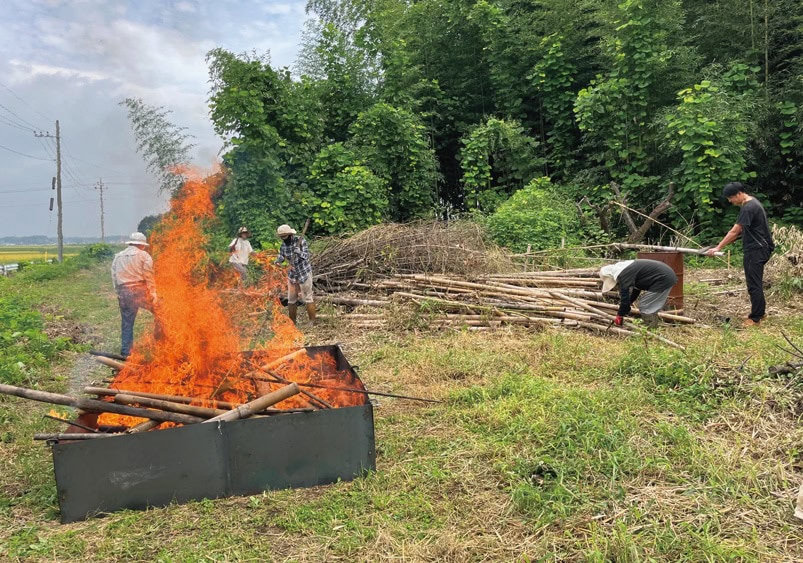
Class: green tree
348,103,440,220
459,118,541,212
662,63,760,229
307,143,388,234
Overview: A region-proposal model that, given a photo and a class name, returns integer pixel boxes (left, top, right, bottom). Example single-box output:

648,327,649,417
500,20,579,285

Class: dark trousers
743,249,771,322
117,284,155,357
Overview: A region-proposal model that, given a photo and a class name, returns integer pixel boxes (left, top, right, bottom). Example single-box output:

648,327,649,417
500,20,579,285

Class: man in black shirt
706,182,774,327
600,259,678,327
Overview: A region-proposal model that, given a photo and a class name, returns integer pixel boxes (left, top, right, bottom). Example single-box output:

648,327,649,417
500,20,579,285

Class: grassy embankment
1,259,802,561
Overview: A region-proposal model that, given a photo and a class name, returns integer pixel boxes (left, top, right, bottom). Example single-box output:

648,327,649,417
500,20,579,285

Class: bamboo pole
114,394,225,418
85,387,239,410
127,420,162,433
253,368,333,409
0,383,204,425
204,383,300,423
94,356,126,370
549,292,685,350
34,433,117,441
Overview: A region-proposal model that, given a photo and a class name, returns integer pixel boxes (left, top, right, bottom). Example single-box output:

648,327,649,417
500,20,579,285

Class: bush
19,243,115,282
486,177,582,252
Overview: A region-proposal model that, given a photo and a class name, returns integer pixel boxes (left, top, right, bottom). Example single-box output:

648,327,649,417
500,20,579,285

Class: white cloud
0,0,308,237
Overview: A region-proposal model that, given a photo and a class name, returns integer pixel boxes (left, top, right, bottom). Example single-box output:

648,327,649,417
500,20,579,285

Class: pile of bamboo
321,268,693,349
312,221,513,291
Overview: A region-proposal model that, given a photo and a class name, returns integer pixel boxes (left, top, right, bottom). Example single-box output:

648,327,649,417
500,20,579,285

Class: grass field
1,260,802,561
0,245,81,265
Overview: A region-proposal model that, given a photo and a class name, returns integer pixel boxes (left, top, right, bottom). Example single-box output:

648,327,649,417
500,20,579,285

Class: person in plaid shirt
275,224,316,324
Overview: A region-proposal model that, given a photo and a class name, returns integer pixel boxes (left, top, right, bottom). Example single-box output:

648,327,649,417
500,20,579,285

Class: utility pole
95,178,105,242
35,121,63,262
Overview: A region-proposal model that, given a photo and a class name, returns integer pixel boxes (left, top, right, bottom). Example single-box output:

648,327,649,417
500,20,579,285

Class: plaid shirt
276,235,312,283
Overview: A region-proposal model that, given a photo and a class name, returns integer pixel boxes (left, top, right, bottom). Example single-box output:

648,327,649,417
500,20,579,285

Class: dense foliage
203,0,803,242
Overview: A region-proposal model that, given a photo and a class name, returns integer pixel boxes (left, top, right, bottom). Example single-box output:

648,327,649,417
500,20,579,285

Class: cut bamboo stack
321,268,692,349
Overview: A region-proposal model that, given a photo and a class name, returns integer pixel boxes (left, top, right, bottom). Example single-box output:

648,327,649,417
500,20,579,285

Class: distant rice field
0,245,81,265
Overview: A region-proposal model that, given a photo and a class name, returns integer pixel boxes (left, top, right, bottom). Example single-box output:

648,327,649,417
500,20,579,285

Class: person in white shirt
111,232,158,358
228,226,253,281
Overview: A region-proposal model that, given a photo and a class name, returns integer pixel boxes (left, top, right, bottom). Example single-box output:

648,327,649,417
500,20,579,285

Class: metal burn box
50,346,376,523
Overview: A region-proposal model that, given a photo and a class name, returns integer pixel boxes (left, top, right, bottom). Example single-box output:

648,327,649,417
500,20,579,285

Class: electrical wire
0,80,54,123
0,102,42,131
0,143,52,161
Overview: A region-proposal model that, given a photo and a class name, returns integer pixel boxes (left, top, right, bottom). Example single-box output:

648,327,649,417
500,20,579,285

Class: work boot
742,318,760,328
288,303,298,324
641,313,660,328
306,303,317,325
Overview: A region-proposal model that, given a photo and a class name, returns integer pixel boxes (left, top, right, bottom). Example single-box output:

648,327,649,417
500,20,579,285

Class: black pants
743,249,771,321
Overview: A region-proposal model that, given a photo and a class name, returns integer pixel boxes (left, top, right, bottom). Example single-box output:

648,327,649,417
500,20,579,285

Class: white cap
126,232,149,246
277,224,296,236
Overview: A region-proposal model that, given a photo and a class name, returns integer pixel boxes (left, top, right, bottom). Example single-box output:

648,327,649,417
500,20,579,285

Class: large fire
97,170,366,428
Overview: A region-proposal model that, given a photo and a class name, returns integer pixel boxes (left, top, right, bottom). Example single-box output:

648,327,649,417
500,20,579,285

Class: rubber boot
642,313,660,328
288,303,298,324
306,303,317,325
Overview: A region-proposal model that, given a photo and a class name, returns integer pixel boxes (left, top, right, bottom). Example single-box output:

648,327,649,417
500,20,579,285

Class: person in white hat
599,259,677,327
274,224,315,324
111,232,159,357
228,226,253,282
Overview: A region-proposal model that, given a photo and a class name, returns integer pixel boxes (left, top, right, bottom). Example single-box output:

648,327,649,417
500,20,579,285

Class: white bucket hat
599,260,633,293
276,224,296,236
126,232,149,246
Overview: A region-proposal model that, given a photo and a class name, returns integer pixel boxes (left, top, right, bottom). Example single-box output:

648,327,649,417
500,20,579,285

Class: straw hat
126,232,149,246
276,224,296,236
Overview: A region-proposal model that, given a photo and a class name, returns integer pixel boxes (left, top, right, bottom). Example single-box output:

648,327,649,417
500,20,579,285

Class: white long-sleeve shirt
111,245,155,294
228,237,253,265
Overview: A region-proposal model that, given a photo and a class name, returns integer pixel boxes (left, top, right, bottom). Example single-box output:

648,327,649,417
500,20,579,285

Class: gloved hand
614,315,623,327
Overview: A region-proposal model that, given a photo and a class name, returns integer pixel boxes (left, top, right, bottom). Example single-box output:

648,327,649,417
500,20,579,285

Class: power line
0,80,54,123
0,114,36,132
0,102,42,131
0,187,52,194
0,143,52,161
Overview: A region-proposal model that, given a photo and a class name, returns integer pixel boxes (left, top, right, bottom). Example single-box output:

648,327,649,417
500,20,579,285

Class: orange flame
98,168,366,428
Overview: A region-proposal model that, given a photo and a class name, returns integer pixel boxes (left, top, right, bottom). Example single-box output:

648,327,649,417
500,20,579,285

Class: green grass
0,261,802,561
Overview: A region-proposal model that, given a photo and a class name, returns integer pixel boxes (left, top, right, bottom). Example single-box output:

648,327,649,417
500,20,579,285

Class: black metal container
50,346,376,523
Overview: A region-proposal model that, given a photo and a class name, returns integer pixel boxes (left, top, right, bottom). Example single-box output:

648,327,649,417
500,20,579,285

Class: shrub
19,243,115,282
486,177,582,252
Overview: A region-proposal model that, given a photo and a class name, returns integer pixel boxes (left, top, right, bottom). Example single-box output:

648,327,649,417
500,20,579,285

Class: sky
0,0,308,239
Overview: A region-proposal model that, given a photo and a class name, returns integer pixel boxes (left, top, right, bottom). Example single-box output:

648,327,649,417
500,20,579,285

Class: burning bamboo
204,383,300,423
0,383,204,425
84,386,239,410
127,420,162,433
114,394,226,418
